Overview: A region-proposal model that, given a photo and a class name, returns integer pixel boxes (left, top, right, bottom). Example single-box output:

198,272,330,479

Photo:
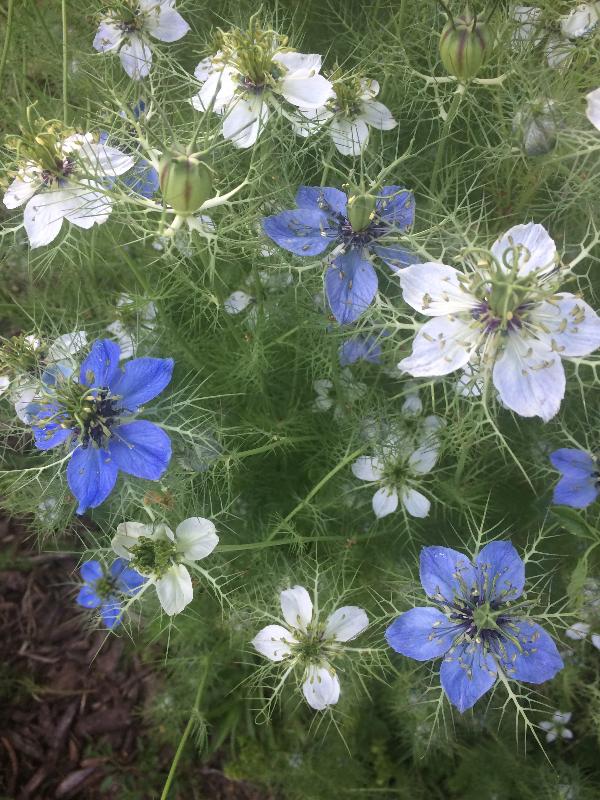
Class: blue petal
99,130,109,145
32,416,72,451
80,560,103,583
124,159,159,198
110,558,146,593
67,445,118,514
372,244,420,273
112,357,174,410
338,335,382,366
262,209,335,256
385,607,461,661
325,250,378,325
420,546,477,603
109,420,171,479
132,99,146,118
375,186,415,229
100,599,123,629
80,339,122,389
475,541,525,604
76,585,102,609
553,475,599,508
495,620,563,684
440,639,497,713
550,448,596,478
295,186,348,217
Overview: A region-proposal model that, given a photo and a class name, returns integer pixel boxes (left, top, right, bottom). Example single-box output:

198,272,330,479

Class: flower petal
110,558,146,593
143,4,190,42
23,192,68,248
351,456,385,482
490,223,557,278
3,172,41,209
76,586,102,609
93,19,123,52
80,560,103,582
532,293,600,357
372,486,399,518
561,3,600,38
372,244,420,273
252,624,298,661
398,316,479,377
475,541,525,603
119,35,153,80
78,142,135,178
359,99,397,130
420,546,477,602
222,95,269,148
376,186,415,229
329,117,370,156
494,620,563,683
155,564,193,615
385,607,460,660
325,250,378,325
262,208,334,256
79,339,122,388
47,331,88,363
399,262,475,316
295,186,347,217
323,606,368,642
550,448,596,478
280,585,313,632
339,335,382,366
440,640,497,713
67,445,118,514
100,599,123,629
112,356,174,409
400,486,431,518
112,521,153,559
553,475,599,508
586,87,600,131
109,420,171,480
565,622,590,640
302,664,340,710
175,517,219,561
62,184,112,230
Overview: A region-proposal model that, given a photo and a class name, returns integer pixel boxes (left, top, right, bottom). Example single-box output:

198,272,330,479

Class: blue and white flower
386,542,564,712
27,338,173,514
263,186,417,324
540,711,574,743
397,223,600,421
76,558,145,628
112,516,219,616
550,448,599,508
252,585,368,710
93,0,190,80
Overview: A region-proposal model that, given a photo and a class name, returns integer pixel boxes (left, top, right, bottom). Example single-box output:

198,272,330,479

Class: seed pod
159,153,213,214
439,12,490,82
346,192,377,232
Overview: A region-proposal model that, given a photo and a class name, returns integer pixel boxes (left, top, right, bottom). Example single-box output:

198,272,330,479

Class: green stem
61,0,68,124
0,0,14,90
218,528,387,552
429,87,464,194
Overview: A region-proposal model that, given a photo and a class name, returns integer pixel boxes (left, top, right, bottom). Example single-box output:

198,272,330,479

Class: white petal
106,320,135,359
222,96,269,148
490,223,556,278
13,383,38,423
93,19,123,52
0,376,10,395
225,290,254,314
323,606,368,642
61,183,112,230
314,379,333,397
279,73,334,109
23,192,68,248
194,55,216,82
329,117,370,156
280,585,313,632
553,711,572,724
532,293,600,358
586,88,600,131
302,664,340,710
562,728,574,740
193,67,237,113
398,316,479,377
546,36,575,69
119,35,153,80
175,516,219,560
3,170,42,209
351,456,385,482
545,731,558,743
492,333,565,422
252,624,298,661
47,331,87,362
143,4,190,42
359,99,397,131
400,486,431,518
156,564,193,615
512,5,544,46
561,3,600,38
399,262,476,316
591,633,600,650
79,141,134,178
360,78,379,99
539,721,554,731
272,52,323,75
111,521,153,558
408,425,442,475
565,622,590,640
372,486,398,518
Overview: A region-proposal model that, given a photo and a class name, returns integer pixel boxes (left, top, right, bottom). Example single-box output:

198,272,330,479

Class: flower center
330,73,365,117
217,23,285,91
77,388,121,447
129,536,177,578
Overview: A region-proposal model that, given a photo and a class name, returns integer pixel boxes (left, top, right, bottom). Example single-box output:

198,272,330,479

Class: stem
61,0,68,124
0,0,14,90
429,86,465,194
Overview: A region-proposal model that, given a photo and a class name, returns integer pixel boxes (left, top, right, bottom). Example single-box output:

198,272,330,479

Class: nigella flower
3,126,134,249
111,516,219,615
566,622,600,649
338,334,382,366
252,585,368,710
513,3,600,67
93,0,190,80
351,415,444,518
397,222,600,421
386,542,564,712
549,448,599,508
294,72,397,156
77,558,145,628
540,711,574,743
27,339,173,514
106,293,158,359
263,186,417,324
190,23,333,148
586,87,600,131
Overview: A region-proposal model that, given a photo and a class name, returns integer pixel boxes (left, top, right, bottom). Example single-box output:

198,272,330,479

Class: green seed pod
439,12,490,82
159,153,213,214
346,192,377,232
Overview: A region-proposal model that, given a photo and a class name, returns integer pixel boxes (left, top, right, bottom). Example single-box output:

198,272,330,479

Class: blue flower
262,186,418,325
76,558,145,628
550,448,599,509
338,334,383,366
29,338,173,514
385,542,563,713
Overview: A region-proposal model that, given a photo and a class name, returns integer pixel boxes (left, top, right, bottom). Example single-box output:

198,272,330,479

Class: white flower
539,711,574,743
191,30,333,148
512,3,600,67
511,6,544,47
397,223,600,422
93,0,190,80
106,293,157,359
586,87,600,131
513,99,560,156
565,621,591,640
252,585,368,711
294,77,396,157
312,369,367,417
351,415,443,519
111,516,219,616
3,133,133,249
224,290,255,315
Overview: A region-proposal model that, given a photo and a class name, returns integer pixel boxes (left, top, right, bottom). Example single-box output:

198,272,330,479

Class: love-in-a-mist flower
263,185,417,324
111,517,219,615
93,0,190,80
540,711,574,743
252,585,368,711
397,222,600,421
513,3,600,67
3,119,134,249
294,70,397,156
351,415,443,519
106,293,158,359
586,87,600,131
190,22,333,148
386,542,564,713
27,338,173,514
549,448,599,508
566,621,600,649
76,558,145,628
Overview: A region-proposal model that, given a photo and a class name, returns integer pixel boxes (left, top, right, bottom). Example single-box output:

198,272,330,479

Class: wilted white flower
540,711,574,742
513,99,561,156
252,585,368,710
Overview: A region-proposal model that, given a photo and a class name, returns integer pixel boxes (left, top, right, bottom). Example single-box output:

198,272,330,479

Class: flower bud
159,153,213,214
346,192,377,232
439,12,490,82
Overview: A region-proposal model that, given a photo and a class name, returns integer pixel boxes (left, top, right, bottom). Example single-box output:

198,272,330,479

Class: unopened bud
439,12,490,82
159,153,213,214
